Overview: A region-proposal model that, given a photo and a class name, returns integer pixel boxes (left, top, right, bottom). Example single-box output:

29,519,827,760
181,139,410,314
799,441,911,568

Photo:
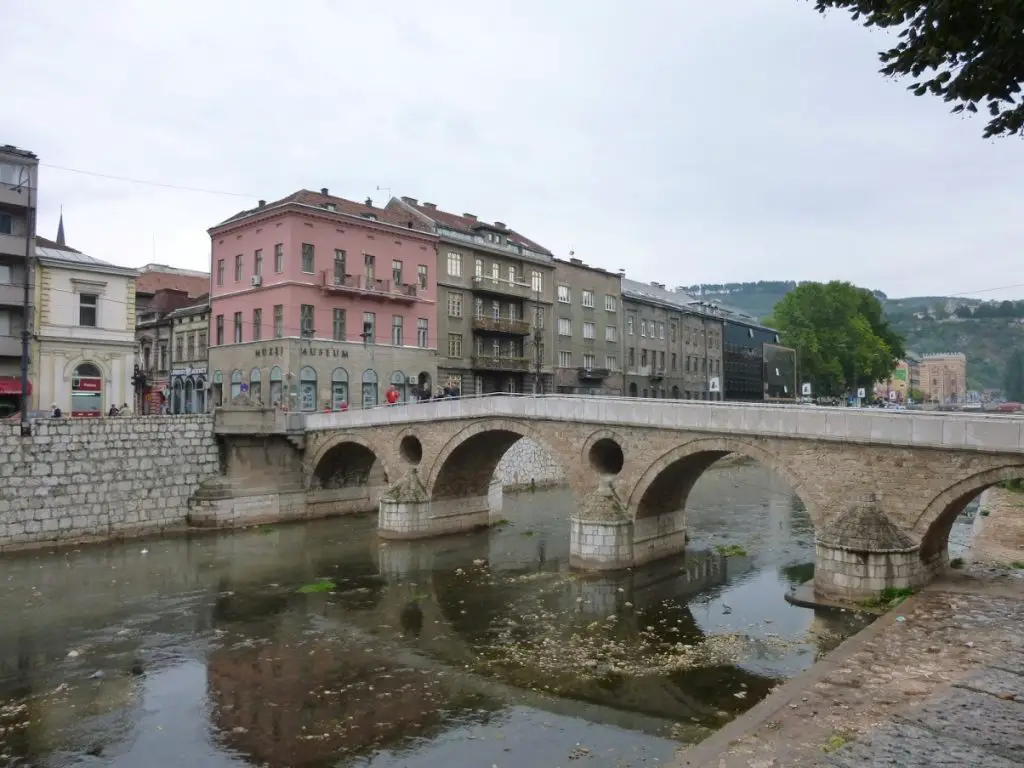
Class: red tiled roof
135,270,210,298
215,189,435,234
390,198,552,255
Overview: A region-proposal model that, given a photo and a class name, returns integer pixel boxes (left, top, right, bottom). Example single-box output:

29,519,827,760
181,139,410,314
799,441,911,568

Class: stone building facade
168,299,211,413
916,352,967,405
620,278,725,399
550,256,624,395
385,197,555,395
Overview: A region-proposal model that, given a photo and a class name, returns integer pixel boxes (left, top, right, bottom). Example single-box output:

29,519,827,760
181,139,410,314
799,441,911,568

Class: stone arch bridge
208,396,1024,601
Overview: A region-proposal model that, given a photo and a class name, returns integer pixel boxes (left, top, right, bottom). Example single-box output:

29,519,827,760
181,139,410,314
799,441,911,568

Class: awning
0,377,31,396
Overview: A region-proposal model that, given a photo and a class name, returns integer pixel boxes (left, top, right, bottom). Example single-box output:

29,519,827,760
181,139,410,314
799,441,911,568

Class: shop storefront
71,363,103,417
170,365,208,414
0,376,31,419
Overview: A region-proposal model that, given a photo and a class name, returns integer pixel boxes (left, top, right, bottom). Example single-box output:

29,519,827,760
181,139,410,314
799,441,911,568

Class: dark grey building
550,256,624,395
387,197,555,395
620,279,725,399
721,315,796,402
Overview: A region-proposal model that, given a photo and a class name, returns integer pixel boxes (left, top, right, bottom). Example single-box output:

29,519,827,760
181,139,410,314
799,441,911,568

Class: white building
32,236,139,415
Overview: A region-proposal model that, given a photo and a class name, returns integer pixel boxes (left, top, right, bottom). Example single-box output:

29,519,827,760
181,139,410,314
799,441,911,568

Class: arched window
299,366,317,411
628,382,638,397
212,370,223,407
249,367,262,404
183,378,194,414
361,369,378,409
269,366,283,407
390,371,407,403
194,375,207,413
70,361,104,416
230,369,243,401
171,378,184,414
331,368,348,410
671,385,680,399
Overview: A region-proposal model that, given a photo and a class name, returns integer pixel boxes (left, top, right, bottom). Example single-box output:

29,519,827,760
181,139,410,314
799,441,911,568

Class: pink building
208,189,439,410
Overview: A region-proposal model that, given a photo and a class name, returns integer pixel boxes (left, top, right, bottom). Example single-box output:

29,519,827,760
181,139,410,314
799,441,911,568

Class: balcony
471,275,536,300
319,271,421,303
0,184,31,209
0,281,31,307
0,232,27,258
0,334,22,357
471,315,532,335
471,355,532,372
577,367,611,382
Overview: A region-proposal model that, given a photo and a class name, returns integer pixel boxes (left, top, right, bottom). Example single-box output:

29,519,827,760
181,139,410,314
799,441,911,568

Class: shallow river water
0,462,877,767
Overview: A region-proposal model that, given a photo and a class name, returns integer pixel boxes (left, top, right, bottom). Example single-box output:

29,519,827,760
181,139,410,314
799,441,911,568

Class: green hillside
683,281,1022,391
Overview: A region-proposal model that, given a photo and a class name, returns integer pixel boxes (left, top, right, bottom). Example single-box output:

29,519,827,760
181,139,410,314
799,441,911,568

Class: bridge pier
378,470,503,540
812,494,927,601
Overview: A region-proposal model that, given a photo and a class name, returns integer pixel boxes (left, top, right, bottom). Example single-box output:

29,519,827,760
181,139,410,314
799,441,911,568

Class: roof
552,256,619,279
816,495,917,552
135,266,210,298
165,297,210,319
390,197,551,255
213,189,434,234
35,237,138,276
0,144,38,161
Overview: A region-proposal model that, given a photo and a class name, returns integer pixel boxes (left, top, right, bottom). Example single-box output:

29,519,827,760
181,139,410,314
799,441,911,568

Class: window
273,305,283,338
175,335,184,361
557,285,570,303
558,350,571,367
491,300,500,320
583,353,595,369
473,297,484,318
197,331,207,358
392,315,403,346
301,243,315,273
364,253,376,284
252,308,262,341
274,243,284,273
605,355,617,370
604,295,617,312
333,308,346,341
447,251,462,277
392,259,403,285
254,249,263,276
557,318,571,336
334,250,346,283
605,325,617,342
417,264,428,288
447,290,463,317
331,368,348,410
626,314,634,335
507,266,516,284
249,368,262,402
447,333,463,357
0,214,11,235
186,333,195,360
658,322,665,339
215,315,224,345
300,304,314,338
670,322,677,342
78,293,98,327
0,264,11,283
583,321,596,340
474,258,484,278
531,271,543,293
640,320,647,338
627,347,635,367
671,352,677,370
299,366,317,411
582,290,594,308
216,259,224,286
233,311,243,343
362,312,376,343
490,262,499,282
416,318,428,347
158,343,168,370
659,350,665,369
234,254,243,282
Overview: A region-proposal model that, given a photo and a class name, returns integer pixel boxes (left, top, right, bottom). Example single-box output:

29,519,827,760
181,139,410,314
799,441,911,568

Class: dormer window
324,203,337,212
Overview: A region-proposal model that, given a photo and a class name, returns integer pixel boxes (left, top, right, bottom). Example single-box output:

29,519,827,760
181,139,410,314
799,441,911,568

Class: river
0,461,875,767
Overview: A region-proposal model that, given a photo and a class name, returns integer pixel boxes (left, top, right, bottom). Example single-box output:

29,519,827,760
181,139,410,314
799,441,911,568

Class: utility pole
533,291,543,395
18,168,34,436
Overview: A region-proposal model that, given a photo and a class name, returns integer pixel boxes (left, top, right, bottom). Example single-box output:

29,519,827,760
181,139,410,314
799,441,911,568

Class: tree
767,281,906,396
811,1,1024,138
1003,349,1024,401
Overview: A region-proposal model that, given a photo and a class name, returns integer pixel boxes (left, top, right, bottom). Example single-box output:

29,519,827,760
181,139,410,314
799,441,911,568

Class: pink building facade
208,190,439,410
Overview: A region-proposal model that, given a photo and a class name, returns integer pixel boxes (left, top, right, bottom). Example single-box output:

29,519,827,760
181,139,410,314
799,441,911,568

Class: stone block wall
0,416,219,550
814,543,926,601
495,438,565,490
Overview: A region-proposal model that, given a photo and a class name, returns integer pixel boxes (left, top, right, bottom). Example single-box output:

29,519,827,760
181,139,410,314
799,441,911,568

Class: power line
39,163,255,198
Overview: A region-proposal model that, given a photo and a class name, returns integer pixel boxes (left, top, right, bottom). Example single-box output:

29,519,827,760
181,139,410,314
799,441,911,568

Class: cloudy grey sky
3,0,1022,299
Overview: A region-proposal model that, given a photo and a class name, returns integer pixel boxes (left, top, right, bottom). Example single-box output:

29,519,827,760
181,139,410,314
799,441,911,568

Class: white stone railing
302,393,1024,454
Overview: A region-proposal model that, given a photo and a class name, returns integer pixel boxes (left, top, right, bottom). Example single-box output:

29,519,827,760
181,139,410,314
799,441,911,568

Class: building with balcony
386,196,555,395
167,298,210,414
208,189,439,411
0,144,38,416
550,256,624,395
621,278,725,400
32,236,139,416
134,287,205,413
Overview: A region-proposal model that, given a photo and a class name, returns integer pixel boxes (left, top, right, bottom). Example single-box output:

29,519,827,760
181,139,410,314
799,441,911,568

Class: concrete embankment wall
0,416,219,551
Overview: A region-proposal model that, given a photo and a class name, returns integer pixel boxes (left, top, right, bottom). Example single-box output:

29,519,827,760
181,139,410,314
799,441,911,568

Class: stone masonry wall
0,416,219,551
495,438,565,490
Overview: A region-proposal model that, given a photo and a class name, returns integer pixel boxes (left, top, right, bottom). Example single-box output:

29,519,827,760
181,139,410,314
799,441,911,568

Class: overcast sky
3,0,1022,300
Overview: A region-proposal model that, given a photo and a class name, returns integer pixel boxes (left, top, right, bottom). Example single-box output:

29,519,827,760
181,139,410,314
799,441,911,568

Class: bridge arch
426,418,570,502
913,462,1024,567
627,437,817,525
309,435,392,490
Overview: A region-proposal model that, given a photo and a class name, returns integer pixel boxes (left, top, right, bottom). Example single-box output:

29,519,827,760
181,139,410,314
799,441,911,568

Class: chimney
320,187,329,196
258,200,266,208
617,269,626,277
494,221,506,229
650,281,660,288
365,197,373,207
570,257,583,265
463,213,477,221
401,196,418,205
423,202,437,210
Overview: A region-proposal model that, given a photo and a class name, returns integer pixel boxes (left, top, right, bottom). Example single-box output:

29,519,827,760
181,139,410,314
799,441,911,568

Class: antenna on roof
376,185,391,200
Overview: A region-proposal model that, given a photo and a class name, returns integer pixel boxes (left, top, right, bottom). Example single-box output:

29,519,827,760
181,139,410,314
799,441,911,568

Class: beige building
916,352,966,405
168,300,210,413
32,237,139,415
875,359,912,402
